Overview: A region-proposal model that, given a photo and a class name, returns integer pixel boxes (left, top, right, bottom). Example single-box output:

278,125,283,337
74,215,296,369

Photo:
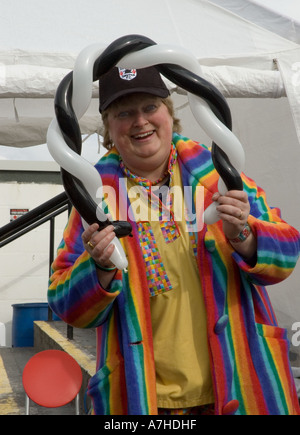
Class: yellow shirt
126,157,214,409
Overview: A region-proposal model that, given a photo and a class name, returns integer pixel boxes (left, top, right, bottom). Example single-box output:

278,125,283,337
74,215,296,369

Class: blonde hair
101,96,182,150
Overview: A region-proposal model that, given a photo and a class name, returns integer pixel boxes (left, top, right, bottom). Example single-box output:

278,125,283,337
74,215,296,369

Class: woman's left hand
213,190,250,240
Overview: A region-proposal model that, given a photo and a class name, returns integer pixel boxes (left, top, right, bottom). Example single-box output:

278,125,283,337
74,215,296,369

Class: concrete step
0,347,35,415
0,321,96,415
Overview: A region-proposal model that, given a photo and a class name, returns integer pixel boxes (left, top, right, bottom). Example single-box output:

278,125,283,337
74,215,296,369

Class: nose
133,110,148,127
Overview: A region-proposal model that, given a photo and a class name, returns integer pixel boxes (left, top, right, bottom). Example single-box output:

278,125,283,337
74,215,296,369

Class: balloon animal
47,34,245,270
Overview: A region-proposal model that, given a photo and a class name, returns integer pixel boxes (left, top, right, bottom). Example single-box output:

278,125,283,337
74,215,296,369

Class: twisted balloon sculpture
47,34,245,270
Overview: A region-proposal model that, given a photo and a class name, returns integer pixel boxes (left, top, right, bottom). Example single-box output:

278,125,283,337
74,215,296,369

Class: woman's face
107,93,173,180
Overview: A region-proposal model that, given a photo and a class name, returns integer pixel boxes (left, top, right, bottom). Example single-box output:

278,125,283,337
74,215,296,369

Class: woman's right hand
82,223,117,287
82,223,115,266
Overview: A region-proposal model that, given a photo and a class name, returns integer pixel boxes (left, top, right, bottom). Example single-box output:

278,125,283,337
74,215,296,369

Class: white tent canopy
0,0,300,145
1,0,300,357
211,0,300,44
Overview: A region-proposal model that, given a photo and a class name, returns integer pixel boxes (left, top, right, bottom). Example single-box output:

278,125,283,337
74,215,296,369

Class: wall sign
10,208,29,222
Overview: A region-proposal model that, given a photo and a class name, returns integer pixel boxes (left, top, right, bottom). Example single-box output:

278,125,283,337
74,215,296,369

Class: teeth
134,131,153,139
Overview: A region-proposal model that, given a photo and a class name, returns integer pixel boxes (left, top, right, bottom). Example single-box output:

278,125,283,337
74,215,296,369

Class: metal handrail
0,192,69,247
0,191,74,339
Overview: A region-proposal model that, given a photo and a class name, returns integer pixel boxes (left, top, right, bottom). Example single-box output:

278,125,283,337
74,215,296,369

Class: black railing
0,191,74,339
0,192,69,247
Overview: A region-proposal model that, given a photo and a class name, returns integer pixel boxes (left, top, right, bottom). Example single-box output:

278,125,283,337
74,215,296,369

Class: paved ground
0,322,96,415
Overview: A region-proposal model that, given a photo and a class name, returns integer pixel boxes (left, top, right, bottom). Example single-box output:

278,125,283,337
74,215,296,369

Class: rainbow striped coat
48,133,300,415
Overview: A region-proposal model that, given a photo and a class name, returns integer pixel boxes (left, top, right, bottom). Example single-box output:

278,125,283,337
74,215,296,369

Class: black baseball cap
99,66,169,113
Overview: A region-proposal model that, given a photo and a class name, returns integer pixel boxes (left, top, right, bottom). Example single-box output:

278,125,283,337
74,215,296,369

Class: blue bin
12,303,59,347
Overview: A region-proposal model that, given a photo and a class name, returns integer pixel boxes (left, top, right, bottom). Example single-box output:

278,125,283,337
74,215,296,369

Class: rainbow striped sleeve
232,172,300,286
174,134,300,287
48,208,122,328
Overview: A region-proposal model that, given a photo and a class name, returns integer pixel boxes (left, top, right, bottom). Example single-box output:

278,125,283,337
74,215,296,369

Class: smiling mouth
132,131,155,140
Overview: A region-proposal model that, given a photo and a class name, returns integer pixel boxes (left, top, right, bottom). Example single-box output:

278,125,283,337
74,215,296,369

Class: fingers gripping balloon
47,34,245,269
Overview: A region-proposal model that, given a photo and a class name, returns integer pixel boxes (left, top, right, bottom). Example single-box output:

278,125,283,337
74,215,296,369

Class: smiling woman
48,65,300,416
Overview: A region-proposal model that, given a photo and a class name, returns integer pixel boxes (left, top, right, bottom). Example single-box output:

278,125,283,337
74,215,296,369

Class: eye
116,110,131,119
144,104,158,113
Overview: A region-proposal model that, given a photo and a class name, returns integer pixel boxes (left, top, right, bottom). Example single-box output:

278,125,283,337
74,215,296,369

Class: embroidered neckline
120,142,177,188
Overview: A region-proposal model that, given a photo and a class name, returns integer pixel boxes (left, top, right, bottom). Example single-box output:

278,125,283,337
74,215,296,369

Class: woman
48,66,300,415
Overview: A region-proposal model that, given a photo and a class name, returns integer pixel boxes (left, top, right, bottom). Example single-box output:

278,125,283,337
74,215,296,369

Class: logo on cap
118,68,137,81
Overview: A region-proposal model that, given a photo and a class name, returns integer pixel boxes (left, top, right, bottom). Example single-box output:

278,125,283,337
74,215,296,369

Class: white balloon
118,44,200,75
47,45,129,270
47,119,103,200
73,45,129,269
108,237,128,271
72,44,105,119
48,44,106,208
188,94,245,171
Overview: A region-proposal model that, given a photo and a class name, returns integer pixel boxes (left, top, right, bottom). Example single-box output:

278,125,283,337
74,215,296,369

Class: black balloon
54,34,243,237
